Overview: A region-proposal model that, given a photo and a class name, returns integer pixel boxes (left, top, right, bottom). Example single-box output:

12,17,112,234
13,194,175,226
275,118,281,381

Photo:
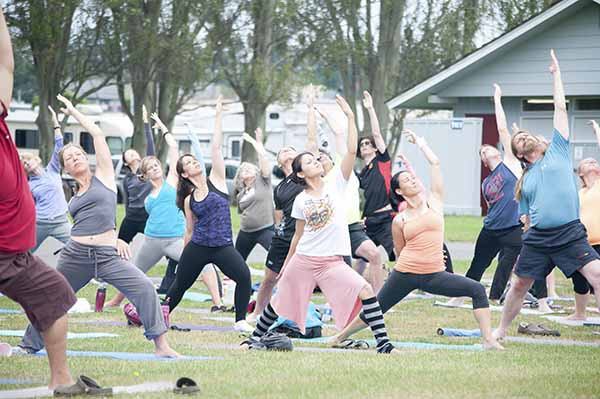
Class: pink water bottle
95,284,106,312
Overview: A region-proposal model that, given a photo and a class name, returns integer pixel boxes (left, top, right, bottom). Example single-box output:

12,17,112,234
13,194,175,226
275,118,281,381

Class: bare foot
155,346,179,358
492,328,505,342
483,338,505,350
537,302,553,314
565,313,587,321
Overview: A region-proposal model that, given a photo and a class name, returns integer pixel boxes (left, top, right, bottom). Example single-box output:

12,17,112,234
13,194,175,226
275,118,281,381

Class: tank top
69,176,117,236
190,179,233,247
396,206,445,274
144,181,185,238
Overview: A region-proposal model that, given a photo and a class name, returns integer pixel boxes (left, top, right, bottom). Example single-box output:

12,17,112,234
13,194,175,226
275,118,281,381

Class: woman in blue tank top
106,114,222,309
164,96,253,333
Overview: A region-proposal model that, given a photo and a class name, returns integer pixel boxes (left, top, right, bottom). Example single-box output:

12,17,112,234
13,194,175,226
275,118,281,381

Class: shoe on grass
54,375,112,397
517,322,560,337
234,320,255,333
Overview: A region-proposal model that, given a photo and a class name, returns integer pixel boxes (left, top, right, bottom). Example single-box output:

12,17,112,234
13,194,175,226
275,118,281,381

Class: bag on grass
270,302,323,339
243,331,293,351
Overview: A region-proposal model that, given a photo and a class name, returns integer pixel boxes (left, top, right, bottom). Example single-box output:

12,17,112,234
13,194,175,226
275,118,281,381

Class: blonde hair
20,152,42,165
139,156,161,180
510,131,529,201
58,143,87,169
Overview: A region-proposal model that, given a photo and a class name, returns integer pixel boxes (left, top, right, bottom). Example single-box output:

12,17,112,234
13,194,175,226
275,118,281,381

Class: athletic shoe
234,320,255,333
10,346,34,355
210,305,227,313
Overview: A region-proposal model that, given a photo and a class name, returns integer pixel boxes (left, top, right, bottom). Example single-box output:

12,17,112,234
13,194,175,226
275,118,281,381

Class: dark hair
291,151,313,186
357,136,376,159
318,148,333,162
389,171,407,211
175,154,197,212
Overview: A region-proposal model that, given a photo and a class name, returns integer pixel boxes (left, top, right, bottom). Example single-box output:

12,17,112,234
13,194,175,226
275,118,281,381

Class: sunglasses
359,141,373,147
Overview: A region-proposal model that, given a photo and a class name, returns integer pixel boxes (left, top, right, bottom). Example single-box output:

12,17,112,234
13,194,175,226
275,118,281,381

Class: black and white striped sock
362,297,392,352
253,303,279,338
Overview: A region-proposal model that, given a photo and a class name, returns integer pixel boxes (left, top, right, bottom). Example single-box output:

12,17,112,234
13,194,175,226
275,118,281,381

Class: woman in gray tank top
19,94,178,358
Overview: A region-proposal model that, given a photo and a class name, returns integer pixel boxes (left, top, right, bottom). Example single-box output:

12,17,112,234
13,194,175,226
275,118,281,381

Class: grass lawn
1,260,598,398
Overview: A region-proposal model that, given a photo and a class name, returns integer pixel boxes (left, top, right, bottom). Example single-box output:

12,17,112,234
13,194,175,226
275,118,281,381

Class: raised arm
316,107,345,156
336,95,357,180
143,105,155,156
47,106,64,174
243,128,271,178
183,122,206,175
404,129,442,201
209,96,227,192
150,113,178,187
306,85,318,154
493,84,520,173
57,94,114,183
549,50,569,139
589,120,600,147
0,7,14,110
363,91,386,153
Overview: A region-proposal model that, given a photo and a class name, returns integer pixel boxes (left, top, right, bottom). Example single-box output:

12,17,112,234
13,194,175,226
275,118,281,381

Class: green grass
1,263,599,398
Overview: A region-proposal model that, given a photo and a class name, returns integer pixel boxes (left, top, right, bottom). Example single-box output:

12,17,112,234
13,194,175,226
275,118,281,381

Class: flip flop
174,377,200,395
332,339,370,350
54,375,113,397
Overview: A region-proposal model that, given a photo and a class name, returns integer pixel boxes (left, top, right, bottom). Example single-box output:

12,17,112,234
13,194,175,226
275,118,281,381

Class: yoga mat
203,316,236,323
0,379,40,386
0,309,22,315
436,328,481,337
182,292,213,302
503,336,600,347
0,330,118,339
541,316,600,327
170,323,235,332
293,336,483,351
34,349,221,362
72,320,128,327
433,301,565,315
0,381,174,399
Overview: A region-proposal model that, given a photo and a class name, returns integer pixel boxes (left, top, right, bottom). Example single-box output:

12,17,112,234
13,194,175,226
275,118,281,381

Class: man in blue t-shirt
494,51,600,341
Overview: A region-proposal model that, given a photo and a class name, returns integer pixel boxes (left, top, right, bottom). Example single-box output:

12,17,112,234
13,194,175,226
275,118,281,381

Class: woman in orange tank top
331,129,503,350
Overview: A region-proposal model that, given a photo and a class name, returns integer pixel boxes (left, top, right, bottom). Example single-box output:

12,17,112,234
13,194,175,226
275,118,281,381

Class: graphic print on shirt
303,194,334,232
483,173,505,206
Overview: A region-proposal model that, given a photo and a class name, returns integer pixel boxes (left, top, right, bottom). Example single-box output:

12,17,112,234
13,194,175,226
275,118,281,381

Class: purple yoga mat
73,319,235,332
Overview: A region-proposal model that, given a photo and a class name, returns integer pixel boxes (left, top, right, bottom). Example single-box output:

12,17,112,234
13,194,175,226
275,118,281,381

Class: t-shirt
358,149,392,217
123,170,152,221
237,174,275,232
0,103,36,252
579,182,600,245
323,155,361,225
273,176,304,242
144,182,185,238
482,162,520,230
291,168,351,256
519,130,579,229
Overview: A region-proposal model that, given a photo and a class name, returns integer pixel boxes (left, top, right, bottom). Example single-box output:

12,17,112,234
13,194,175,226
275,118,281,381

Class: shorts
348,222,370,261
265,237,291,274
364,211,395,262
0,251,76,332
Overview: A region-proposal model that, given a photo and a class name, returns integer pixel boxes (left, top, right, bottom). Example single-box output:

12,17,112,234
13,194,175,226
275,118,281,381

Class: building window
522,98,570,112
269,113,279,120
231,139,241,158
125,137,132,149
106,136,123,155
63,132,73,144
14,129,39,149
80,132,96,154
576,98,600,111
179,140,191,155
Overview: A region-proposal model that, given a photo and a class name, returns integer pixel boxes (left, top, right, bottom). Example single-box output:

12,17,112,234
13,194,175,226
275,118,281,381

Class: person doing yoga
19,94,178,358
164,96,253,333
331,129,504,350
493,51,600,341
242,95,398,354
20,105,71,252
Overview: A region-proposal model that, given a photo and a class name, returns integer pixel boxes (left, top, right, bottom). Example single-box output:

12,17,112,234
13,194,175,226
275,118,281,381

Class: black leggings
165,242,251,322
234,225,274,261
375,269,489,314
571,244,599,295
465,226,522,300
443,242,453,273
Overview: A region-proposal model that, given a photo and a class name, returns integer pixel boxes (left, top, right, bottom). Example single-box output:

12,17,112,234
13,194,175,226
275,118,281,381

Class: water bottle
95,284,106,312
321,304,332,322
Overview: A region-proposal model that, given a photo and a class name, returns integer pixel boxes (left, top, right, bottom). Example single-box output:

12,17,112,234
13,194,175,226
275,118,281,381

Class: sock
361,297,392,352
253,303,279,338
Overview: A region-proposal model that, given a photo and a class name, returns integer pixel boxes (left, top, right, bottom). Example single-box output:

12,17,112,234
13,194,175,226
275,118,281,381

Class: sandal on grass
54,375,113,397
332,339,370,350
174,377,200,395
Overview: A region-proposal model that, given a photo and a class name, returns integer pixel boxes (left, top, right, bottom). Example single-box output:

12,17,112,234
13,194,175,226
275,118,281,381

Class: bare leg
473,308,504,350
567,293,589,320
201,265,223,306
546,270,558,299
41,315,74,390
355,240,385,293
578,260,600,312
353,259,367,276
252,268,278,318
493,275,534,340
153,333,179,357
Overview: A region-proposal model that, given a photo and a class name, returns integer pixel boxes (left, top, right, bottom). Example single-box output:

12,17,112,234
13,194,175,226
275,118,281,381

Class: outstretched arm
143,105,155,156
493,84,520,173
0,8,14,110
306,85,318,154
243,128,271,178
404,129,442,201
151,113,179,187
590,120,600,147
549,50,569,139
363,91,386,153
184,122,206,175
57,94,114,183
336,95,357,180
210,96,227,191
47,106,64,174
316,107,345,156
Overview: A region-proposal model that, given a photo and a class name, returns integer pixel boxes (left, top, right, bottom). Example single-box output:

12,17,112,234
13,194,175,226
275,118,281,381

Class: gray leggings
32,217,71,252
133,235,211,277
20,240,167,352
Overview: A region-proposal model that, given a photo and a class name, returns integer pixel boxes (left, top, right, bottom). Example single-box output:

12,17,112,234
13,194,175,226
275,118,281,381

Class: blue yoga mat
35,350,221,361
182,292,212,302
294,336,482,351
0,379,40,386
436,328,482,337
0,330,118,339
0,309,22,314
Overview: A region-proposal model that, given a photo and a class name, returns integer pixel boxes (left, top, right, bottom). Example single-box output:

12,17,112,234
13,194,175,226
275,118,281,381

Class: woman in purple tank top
164,96,253,333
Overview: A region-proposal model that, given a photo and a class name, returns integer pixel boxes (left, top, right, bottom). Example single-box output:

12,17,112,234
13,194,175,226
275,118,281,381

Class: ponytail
514,166,529,201
175,154,197,213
